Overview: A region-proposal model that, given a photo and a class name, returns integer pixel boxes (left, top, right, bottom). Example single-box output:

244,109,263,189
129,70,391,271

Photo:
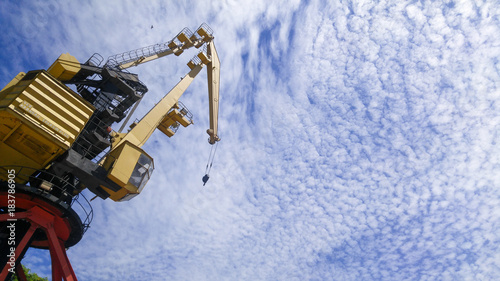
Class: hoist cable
205,141,219,175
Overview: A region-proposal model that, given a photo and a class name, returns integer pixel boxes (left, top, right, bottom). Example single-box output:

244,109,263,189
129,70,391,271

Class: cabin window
128,153,154,192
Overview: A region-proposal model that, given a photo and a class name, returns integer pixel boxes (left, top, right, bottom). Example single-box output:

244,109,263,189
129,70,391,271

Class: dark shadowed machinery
0,23,220,281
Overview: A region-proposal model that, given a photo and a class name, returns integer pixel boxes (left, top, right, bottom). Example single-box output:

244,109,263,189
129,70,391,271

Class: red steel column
0,213,37,280
0,206,78,281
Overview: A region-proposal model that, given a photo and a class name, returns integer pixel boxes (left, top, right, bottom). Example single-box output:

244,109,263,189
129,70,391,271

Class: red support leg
1,206,78,281
46,223,77,281
50,246,63,281
0,220,37,280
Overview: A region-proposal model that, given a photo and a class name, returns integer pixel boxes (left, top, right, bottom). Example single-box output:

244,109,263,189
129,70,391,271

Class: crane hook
202,174,210,186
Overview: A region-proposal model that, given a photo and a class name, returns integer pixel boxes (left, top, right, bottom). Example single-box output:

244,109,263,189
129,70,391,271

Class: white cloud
1,0,500,280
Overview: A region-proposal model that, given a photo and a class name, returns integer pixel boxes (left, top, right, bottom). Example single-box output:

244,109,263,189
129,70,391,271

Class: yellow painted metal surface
111,63,203,149
0,70,94,182
157,109,192,137
206,41,220,144
1,72,26,92
47,53,81,81
101,141,153,201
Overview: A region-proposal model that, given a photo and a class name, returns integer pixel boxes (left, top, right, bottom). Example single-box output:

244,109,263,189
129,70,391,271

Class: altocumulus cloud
0,0,499,280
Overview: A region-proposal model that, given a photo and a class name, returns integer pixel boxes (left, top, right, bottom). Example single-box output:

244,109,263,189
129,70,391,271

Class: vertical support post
50,245,63,281
15,264,28,281
46,223,77,281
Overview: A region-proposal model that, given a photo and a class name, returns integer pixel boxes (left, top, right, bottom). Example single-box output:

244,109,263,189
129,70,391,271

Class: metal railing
177,101,193,122
104,41,173,69
70,115,113,163
0,166,94,235
104,23,214,69
85,53,104,67
197,23,214,38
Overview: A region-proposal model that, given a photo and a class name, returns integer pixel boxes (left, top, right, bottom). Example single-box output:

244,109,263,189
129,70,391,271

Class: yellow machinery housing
47,53,82,81
101,141,153,201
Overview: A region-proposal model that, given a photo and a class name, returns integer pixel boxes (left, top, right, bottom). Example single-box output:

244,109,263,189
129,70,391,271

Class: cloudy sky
2,0,500,280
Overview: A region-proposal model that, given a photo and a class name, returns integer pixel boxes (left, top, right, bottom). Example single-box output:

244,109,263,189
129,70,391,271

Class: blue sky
1,0,500,280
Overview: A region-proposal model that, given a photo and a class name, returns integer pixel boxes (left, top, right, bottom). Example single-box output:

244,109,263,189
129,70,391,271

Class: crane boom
111,62,204,148
106,24,214,70
112,41,221,148
101,43,220,201
206,41,220,145
0,23,221,202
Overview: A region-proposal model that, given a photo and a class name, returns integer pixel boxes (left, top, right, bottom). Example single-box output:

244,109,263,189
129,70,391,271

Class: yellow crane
0,23,220,202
